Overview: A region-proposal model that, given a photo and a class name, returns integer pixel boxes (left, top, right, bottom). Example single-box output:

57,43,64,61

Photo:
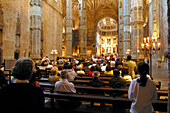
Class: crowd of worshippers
0,55,145,89
35,55,140,87
0,56,157,113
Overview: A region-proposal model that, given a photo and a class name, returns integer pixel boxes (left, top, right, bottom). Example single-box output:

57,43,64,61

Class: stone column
123,0,131,59
131,0,144,60
30,0,43,60
167,0,170,112
79,0,87,58
152,0,159,38
118,0,124,58
149,0,160,65
0,4,3,47
66,0,72,58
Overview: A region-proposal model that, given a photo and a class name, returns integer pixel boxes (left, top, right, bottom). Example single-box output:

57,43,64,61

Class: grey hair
92,71,100,77
12,58,35,80
60,70,69,79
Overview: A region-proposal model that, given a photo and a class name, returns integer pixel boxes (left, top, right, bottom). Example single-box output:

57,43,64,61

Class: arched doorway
95,17,118,57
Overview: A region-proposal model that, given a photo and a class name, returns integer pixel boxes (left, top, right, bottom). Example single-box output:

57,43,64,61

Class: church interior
0,0,170,113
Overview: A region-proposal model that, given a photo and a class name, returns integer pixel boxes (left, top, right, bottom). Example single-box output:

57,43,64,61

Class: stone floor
152,66,169,90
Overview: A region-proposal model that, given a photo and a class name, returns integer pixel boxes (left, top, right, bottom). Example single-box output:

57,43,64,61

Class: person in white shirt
128,62,157,113
101,63,107,72
54,70,82,110
54,70,76,93
110,58,115,68
76,66,85,75
67,65,77,81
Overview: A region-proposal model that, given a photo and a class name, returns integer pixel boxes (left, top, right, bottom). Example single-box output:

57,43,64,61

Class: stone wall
0,0,63,62
155,0,169,68
167,0,170,111
150,0,168,68
0,0,30,61
41,0,63,59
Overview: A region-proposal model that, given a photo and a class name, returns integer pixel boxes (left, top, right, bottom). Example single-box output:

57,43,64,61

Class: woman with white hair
0,58,44,113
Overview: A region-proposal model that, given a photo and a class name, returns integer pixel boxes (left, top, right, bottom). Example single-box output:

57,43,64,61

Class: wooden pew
77,74,114,77
38,66,52,77
76,76,112,81
44,91,168,112
39,79,130,86
75,85,168,99
39,82,167,99
39,77,112,82
39,77,161,89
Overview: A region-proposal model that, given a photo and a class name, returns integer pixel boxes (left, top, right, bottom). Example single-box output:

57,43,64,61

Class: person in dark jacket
115,57,123,68
89,71,104,87
0,70,7,88
0,58,44,113
109,68,127,88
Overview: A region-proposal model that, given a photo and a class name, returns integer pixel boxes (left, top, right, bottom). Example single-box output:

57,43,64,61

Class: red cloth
88,72,93,77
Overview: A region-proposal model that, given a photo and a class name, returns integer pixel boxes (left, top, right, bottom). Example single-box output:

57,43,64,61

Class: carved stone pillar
118,0,124,58
123,0,131,59
152,0,159,38
79,0,87,58
66,0,72,58
0,4,3,47
167,0,170,112
30,0,43,60
131,0,144,60
148,0,160,65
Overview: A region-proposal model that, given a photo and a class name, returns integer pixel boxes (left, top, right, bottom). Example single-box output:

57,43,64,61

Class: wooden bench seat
39,82,167,99
44,91,167,112
39,78,161,89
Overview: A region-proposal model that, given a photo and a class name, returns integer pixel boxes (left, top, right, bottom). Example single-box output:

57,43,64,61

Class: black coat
0,83,44,113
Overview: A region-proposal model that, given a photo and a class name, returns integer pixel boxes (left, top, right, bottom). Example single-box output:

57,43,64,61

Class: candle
147,37,149,42
144,38,146,43
146,43,149,50
153,43,156,50
158,43,160,50
155,37,157,42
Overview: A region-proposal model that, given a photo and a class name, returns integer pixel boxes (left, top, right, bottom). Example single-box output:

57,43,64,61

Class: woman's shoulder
147,78,156,85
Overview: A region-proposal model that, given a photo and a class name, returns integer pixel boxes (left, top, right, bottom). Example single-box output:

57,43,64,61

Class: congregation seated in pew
88,71,104,87
121,66,132,82
54,70,82,110
88,66,96,77
67,65,77,81
109,68,127,88
104,66,113,76
48,66,61,84
76,65,85,75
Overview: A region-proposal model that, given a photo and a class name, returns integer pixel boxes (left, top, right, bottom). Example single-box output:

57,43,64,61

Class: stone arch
94,16,118,57
94,14,118,30
93,14,118,45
